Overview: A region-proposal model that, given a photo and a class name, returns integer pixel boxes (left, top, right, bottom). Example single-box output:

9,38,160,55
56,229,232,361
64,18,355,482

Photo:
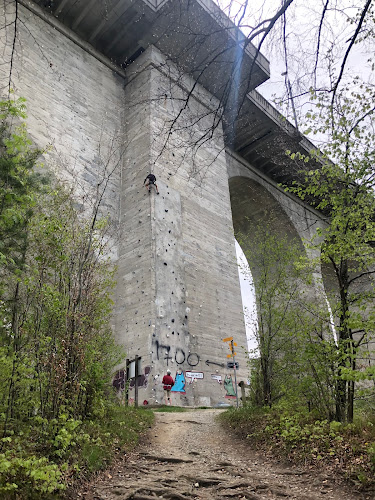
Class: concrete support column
116,46,248,406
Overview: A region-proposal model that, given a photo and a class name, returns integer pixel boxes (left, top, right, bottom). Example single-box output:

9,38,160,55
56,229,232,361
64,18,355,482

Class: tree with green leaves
238,225,336,413
286,82,375,422
0,97,47,269
0,98,123,428
0,99,142,496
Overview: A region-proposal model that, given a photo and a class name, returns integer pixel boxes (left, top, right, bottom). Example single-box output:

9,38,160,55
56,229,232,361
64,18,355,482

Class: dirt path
85,409,371,500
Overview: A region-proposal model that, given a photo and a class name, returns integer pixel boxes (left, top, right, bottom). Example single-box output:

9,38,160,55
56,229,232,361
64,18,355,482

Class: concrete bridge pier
115,46,249,407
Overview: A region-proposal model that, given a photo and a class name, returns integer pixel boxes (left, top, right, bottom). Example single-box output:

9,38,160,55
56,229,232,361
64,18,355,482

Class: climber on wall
143,173,159,194
162,369,174,405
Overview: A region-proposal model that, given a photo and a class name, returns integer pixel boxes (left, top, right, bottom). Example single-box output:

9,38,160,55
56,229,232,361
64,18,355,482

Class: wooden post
239,381,246,403
231,340,239,408
125,359,129,406
238,380,251,405
134,355,139,407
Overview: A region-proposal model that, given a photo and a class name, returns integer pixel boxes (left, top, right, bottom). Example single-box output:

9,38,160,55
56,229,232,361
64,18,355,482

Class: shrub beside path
83,409,370,500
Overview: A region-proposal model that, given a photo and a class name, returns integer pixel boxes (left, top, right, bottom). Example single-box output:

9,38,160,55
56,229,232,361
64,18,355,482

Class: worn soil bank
83,409,373,500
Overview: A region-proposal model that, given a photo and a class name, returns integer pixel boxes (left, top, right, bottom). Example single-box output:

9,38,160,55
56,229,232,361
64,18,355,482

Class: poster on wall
171,371,186,393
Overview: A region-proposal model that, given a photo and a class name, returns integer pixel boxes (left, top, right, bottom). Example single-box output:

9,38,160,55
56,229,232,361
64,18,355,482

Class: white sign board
128,358,142,378
211,374,222,382
185,371,204,379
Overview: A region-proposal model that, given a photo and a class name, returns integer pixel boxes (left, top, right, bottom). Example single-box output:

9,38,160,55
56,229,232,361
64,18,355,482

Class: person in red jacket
162,369,174,405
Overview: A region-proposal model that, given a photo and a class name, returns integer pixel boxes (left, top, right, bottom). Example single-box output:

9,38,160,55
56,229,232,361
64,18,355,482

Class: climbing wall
115,46,248,406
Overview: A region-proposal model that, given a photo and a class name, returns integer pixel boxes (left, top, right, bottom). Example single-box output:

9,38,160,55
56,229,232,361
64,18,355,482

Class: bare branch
313,0,330,89
331,0,373,106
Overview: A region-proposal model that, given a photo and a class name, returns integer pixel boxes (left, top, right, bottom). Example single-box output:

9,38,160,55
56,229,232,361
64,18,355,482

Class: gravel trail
84,409,371,500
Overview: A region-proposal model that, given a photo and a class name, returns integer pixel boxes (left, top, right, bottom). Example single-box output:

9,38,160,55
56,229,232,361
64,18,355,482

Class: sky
235,240,258,354
214,0,374,128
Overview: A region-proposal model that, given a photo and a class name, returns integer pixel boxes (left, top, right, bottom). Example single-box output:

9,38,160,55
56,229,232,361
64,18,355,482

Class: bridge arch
227,149,332,328
227,152,335,349
228,175,306,257
228,175,307,334
226,150,327,272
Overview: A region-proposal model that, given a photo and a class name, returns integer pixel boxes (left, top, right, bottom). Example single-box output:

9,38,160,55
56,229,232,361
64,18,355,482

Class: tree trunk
335,377,347,422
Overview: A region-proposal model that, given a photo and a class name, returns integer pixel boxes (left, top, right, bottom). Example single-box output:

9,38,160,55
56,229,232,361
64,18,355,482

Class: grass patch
152,405,188,412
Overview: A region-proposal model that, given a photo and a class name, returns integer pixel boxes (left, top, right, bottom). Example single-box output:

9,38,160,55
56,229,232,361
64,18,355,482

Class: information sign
185,371,204,379
227,362,239,369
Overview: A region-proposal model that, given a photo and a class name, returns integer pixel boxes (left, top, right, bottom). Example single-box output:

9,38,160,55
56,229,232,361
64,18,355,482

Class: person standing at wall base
162,369,174,405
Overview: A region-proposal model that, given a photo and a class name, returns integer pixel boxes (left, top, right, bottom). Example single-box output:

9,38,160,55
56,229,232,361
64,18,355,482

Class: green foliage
238,225,336,415
0,97,47,270
0,451,64,497
284,83,375,422
68,405,154,473
0,99,154,497
0,406,154,496
219,404,375,486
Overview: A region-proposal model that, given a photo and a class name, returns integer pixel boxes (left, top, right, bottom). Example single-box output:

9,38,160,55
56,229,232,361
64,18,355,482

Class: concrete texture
1,2,124,253
0,0,330,406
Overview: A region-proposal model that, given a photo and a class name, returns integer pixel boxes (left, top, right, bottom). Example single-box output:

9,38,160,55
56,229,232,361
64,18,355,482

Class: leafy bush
0,406,154,497
0,450,65,497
